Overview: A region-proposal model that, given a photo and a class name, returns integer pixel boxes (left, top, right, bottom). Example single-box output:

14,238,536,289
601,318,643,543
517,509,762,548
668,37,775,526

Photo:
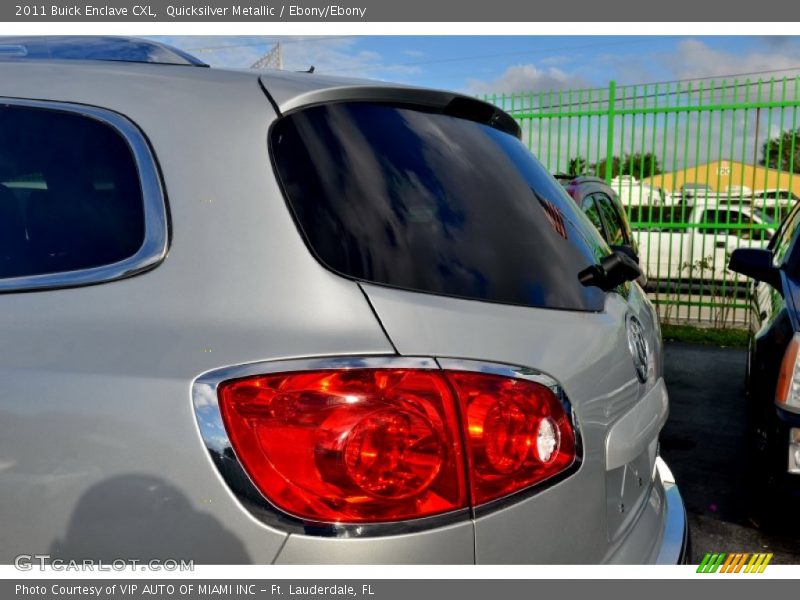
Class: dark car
728,201,800,521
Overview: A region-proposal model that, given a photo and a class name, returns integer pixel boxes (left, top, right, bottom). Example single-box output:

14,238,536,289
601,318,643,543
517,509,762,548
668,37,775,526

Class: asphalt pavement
660,341,800,564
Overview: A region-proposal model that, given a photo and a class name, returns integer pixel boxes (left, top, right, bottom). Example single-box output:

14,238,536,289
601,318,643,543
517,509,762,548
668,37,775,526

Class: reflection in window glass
582,197,604,235
272,102,608,311
594,193,625,246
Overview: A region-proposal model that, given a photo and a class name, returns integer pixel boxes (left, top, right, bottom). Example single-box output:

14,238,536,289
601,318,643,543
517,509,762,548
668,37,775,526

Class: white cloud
466,64,588,95
663,38,800,81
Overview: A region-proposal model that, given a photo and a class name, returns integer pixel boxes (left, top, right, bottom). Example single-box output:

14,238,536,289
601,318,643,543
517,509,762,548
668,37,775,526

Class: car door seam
357,282,400,355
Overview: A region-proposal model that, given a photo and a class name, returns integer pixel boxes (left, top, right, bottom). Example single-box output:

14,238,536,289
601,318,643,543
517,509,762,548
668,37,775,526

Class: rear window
0,105,145,279
270,102,607,311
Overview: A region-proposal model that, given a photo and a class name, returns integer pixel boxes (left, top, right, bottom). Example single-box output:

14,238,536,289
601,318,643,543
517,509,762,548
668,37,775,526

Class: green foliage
594,156,621,180
567,156,587,176
622,152,662,177
584,152,662,180
680,255,738,329
760,128,800,174
661,324,748,348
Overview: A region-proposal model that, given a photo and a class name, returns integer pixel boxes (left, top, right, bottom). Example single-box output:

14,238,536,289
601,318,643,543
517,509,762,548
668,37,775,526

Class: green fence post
604,80,617,183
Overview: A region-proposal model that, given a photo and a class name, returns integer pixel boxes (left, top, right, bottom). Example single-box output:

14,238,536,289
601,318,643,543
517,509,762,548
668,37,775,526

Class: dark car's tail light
218,368,576,524
776,334,800,411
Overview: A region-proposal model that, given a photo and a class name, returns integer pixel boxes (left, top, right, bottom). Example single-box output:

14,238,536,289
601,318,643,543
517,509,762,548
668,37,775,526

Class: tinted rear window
0,105,145,279
271,102,607,311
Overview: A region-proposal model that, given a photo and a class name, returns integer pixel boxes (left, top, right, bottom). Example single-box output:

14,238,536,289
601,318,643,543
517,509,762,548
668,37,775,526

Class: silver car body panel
0,59,684,564
605,379,668,471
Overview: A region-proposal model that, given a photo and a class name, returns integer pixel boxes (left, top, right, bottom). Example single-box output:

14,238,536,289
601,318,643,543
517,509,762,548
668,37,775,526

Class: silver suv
0,36,687,564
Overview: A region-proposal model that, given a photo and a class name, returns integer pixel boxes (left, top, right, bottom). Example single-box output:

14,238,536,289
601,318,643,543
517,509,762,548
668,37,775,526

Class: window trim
0,97,168,293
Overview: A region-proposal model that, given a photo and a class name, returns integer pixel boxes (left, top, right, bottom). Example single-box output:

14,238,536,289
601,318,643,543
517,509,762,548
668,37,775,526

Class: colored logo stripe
720,553,736,572
745,553,773,573
722,553,748,573
697,552,772,573
697,553,726,573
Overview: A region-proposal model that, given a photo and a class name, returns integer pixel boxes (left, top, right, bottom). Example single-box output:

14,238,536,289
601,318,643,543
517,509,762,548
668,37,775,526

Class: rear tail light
219,369,466,523
776,334,800,412
445,372,576,505
219,368,576,524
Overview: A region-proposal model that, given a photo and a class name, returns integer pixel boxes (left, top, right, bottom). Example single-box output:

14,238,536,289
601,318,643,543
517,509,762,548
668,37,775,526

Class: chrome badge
626,314,650,383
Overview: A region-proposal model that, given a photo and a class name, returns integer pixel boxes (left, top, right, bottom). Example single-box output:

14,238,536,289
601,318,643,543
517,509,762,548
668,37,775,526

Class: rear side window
582,196,605,236
593,193,626,246
0,104,145,279
271,102,607,312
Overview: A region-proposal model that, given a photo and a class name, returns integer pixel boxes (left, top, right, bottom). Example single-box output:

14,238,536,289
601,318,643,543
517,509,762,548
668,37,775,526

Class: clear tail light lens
218,368,576,524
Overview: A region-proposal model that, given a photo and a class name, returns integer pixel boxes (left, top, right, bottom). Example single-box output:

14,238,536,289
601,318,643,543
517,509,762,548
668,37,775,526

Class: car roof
0,57,519,137
0,36,519,136
0,58,260,111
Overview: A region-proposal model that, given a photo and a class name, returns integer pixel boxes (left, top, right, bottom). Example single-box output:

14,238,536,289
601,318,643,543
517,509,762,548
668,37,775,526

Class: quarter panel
0,63,397,563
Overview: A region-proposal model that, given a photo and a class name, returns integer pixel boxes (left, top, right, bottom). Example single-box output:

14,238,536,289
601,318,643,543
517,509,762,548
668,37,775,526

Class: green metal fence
485,77,800,327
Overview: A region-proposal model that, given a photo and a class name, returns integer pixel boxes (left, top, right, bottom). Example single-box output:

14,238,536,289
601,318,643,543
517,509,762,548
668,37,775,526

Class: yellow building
640,160,800,197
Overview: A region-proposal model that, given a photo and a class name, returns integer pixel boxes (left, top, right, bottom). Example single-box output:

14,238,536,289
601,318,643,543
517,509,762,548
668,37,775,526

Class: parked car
558,175,646,286
0,36,687,564
559,176,638,251
680,182,714,199
745,189,800,224
633,199,774,285
729,202,800,521
610,175,664,208
750,188,800,204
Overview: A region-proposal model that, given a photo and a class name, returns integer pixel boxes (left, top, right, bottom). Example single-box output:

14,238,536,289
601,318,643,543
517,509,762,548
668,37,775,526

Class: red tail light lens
218,369,467,523
218,367,576,524
445,372,576,505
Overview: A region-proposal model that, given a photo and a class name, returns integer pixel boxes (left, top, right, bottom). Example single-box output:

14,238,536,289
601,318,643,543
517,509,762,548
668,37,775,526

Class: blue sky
150,35,800,94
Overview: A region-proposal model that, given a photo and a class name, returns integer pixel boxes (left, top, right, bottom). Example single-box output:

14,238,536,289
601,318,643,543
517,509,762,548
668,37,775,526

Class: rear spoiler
260,73,520,139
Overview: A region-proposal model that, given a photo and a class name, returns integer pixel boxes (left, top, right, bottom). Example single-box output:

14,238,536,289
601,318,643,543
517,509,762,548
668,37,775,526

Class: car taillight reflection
218,368,575,524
